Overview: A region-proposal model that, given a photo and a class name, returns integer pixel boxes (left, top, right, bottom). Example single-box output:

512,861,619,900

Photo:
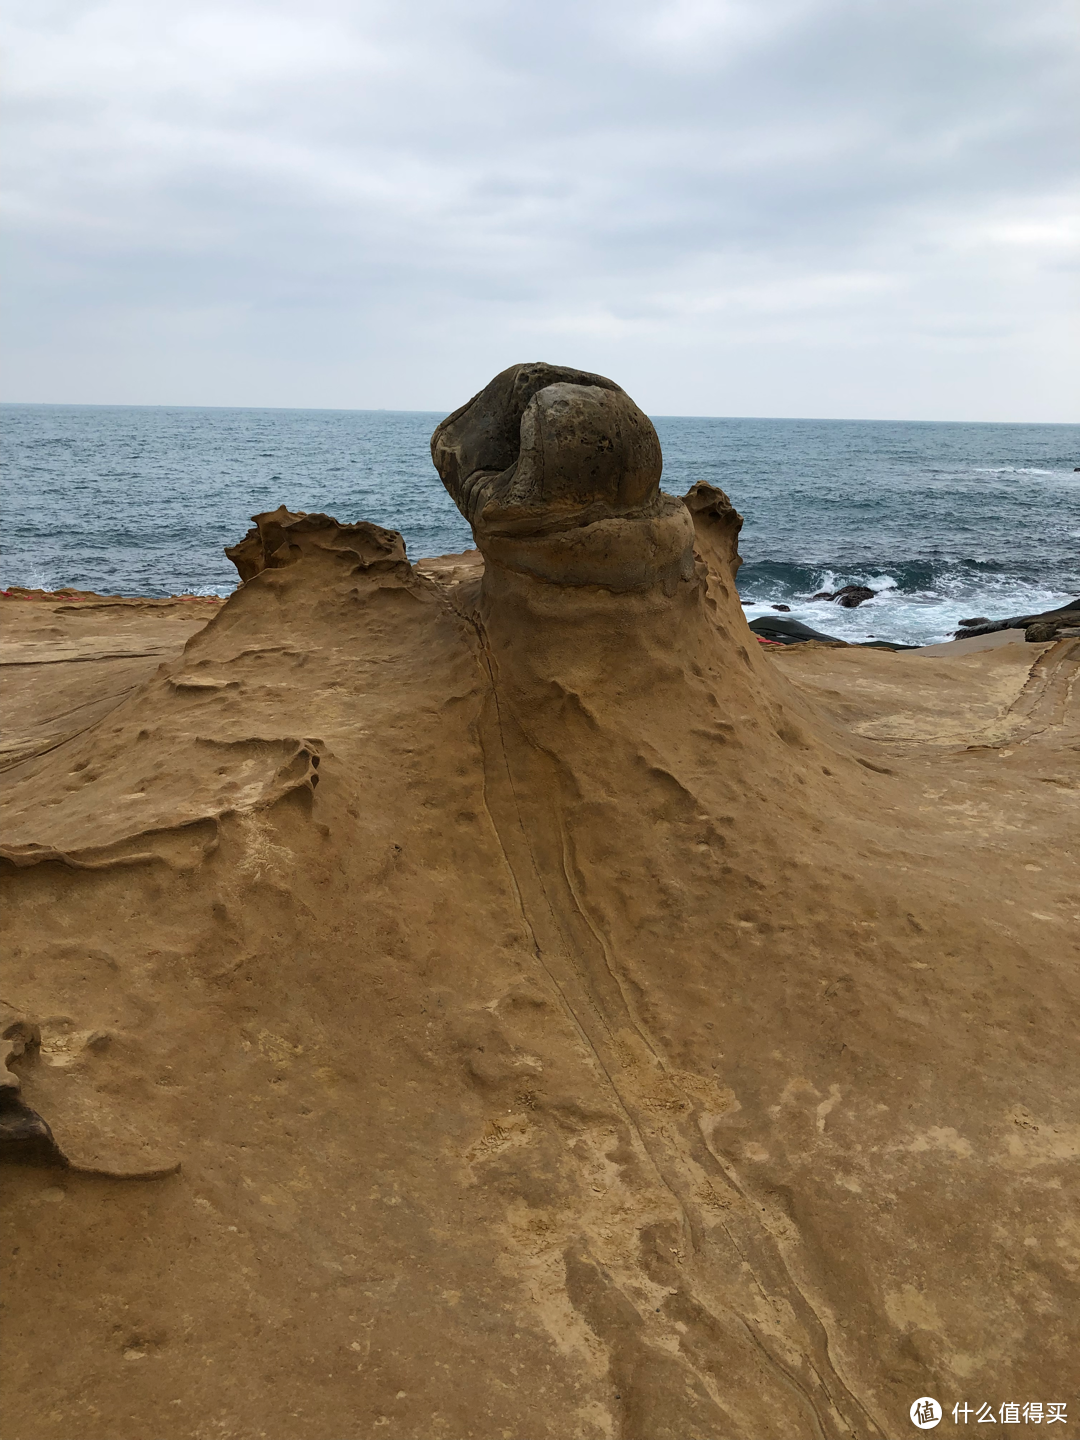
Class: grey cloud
2,0,1077,418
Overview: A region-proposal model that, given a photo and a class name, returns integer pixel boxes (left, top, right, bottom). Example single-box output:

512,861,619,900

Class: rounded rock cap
431,362,663,535
431,362,694,592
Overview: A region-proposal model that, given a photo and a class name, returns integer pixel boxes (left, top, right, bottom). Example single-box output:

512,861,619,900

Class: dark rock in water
771,604,791,612
959,617,990,627
954,599,1080,641
748,616,916,650
812,585,876,608
835,585,876,608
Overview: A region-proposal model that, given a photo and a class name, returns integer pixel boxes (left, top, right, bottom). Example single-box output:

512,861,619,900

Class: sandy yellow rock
1,367,1077,1439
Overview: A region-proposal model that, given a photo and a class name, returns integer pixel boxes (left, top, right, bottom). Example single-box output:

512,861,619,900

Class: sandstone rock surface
1,365,1078,1439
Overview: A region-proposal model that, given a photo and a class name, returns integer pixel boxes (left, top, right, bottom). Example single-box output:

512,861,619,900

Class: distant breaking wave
736,560,1077,647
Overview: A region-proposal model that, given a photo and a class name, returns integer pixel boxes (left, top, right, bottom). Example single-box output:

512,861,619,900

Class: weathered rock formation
432,363,694,593
224,505,407,583
2,363,1077,1440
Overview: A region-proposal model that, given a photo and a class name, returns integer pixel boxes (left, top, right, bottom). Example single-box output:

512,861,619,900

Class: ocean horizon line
2,399,1078,428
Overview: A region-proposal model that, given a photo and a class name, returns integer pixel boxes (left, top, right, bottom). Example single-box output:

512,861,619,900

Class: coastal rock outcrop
812,583,877,607
2,363,1077,1440
680,478,744,579
224,505,407,582
749,614,849,645
955,599,1080,642
432,363,694,593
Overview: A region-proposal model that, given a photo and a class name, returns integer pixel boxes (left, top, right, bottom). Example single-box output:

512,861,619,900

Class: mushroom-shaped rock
431,362,694,592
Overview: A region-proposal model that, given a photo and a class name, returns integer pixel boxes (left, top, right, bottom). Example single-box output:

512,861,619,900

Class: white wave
969,466,1056,475
743,580,1076,647
14,565,57,593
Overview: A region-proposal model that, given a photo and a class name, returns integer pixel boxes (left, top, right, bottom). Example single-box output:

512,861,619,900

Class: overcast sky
3,0,1077,419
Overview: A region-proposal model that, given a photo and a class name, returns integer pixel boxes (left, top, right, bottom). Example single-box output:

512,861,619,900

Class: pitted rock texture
225,506,407,583
432,361,694,592
430,362,657,528
1,366,1077,1440
681,479,744,579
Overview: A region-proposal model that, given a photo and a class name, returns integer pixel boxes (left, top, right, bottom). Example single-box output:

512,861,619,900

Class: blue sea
3,404,1077,647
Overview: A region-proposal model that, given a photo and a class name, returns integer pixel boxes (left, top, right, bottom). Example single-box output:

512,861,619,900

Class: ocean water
3,404,1077,647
